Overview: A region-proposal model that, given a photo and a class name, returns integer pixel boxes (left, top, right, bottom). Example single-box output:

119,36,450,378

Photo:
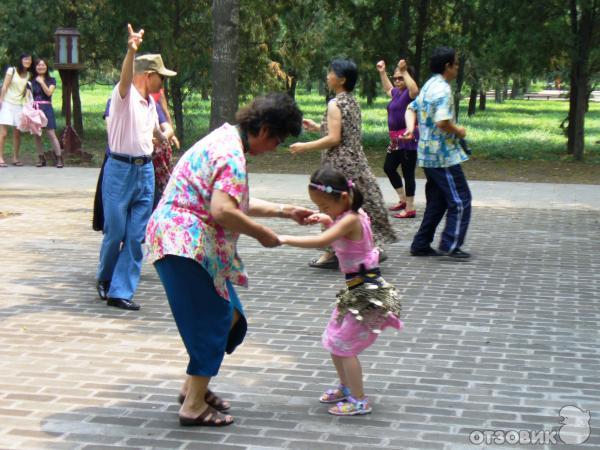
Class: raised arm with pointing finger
119,24,144,99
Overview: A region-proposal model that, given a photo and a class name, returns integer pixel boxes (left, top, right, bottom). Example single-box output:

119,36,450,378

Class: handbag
19,101,48,136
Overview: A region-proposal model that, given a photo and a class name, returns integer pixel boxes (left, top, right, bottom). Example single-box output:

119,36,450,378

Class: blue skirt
154,255,247,377
38,103,56,130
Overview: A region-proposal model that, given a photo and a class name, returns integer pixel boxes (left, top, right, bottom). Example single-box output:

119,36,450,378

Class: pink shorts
321,307,403,357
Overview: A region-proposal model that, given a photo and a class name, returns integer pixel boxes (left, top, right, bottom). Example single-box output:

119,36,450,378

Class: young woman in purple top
376,59,419,218
30,59,63,168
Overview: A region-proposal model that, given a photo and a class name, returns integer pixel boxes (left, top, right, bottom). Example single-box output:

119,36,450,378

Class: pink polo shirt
107,83,157,157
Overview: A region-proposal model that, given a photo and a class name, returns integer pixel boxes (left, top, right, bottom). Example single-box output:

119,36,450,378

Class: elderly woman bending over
145,93,312,427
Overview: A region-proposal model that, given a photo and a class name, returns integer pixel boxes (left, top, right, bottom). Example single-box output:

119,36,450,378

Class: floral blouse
145,123,249,301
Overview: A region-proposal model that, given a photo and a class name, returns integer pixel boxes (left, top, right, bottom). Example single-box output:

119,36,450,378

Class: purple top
387,88,418,150
30,77,56,102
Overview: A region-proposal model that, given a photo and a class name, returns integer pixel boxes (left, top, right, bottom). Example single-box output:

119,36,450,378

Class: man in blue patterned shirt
405,47,472,259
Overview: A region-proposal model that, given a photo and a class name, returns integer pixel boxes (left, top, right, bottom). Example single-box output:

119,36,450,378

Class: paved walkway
0,168,599,449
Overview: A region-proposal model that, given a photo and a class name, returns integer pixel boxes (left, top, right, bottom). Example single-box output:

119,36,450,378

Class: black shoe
107,298,141,310
308,255,339,270
96,280,110,300
443,248,471,259
410,247,442,257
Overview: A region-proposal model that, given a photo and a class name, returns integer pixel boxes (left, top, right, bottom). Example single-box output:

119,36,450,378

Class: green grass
3,83,599,165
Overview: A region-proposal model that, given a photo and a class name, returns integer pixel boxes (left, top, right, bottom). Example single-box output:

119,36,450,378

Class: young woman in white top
0,54,33,167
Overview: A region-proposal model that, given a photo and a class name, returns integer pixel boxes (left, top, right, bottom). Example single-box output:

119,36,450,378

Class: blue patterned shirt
408,74,468,168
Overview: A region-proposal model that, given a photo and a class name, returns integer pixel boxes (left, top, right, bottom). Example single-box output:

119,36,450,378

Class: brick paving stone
0,170,599,449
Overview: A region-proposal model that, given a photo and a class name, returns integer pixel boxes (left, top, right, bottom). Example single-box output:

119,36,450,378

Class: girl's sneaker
328,396,372,416
319,384,351,404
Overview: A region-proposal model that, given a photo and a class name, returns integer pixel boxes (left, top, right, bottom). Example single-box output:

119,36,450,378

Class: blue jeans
411,164,472,253
96,156,154,300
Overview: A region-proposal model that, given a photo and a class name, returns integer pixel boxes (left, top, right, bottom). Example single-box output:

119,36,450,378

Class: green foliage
3,84,598,165
1,0,598,160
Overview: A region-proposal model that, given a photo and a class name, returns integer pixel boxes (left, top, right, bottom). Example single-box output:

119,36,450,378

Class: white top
107,83,157,157
3,67,30,106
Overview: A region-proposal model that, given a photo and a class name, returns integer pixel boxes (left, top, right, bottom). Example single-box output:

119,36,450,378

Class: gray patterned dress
321,92,397,247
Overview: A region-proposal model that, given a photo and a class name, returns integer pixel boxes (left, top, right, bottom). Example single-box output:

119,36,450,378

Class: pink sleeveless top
330,209,379,274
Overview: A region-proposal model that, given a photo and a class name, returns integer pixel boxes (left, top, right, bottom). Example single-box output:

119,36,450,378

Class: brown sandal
178,389,231,412
179,405,234,427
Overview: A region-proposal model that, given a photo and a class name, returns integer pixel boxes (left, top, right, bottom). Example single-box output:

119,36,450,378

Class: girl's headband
309,179,354,194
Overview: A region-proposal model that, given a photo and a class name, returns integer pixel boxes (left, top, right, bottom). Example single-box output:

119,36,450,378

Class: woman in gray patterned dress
290,59,397,269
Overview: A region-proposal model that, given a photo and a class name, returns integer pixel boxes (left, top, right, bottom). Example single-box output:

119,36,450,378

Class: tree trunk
479,89,486,111
414,0,429,85
454,54,466,119
363,73,376,106
171,0,185,141
72,72,84,137
209,0,240,131
567,0,596,161
171,80,185,144
399,0,411,58
201,84,209,101
494,83,502,103
287,76,297,99
510,77,519,99
468,86,478,116
318,78,324,96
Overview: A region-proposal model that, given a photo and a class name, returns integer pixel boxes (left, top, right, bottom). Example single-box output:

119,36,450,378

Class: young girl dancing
279,166,402,416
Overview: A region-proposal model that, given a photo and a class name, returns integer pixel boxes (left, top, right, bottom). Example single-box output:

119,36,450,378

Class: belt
110,153,152,166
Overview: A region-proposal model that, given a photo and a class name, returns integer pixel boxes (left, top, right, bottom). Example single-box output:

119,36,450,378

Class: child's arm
304,212,334,227
279,213,359,249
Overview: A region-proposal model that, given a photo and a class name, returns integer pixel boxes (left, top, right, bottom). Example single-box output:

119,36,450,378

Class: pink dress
322,210,403,357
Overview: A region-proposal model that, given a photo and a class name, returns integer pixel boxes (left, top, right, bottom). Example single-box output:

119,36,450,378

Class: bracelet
277,204,285,218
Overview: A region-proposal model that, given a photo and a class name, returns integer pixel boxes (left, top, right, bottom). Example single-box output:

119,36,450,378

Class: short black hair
429,47,456,74
236,93,303,139
329,59,358,92
309,165,364,212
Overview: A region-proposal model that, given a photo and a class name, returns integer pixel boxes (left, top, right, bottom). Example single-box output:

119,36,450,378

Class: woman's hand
36,76,45,85
170,135,180,149
376,60,386,73
304,213,333,227
287,206,317,224
289,142,308,154
257,227,280,247
302,118,319,132
397,59,408,72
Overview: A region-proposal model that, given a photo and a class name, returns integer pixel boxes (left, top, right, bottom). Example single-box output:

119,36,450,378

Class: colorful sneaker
328,396,372,416
319,384,351,404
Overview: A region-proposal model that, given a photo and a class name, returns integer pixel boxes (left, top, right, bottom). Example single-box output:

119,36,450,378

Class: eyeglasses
392,76,404,82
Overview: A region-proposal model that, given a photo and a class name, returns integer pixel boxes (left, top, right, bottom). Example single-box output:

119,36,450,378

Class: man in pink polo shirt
96,24,176,310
